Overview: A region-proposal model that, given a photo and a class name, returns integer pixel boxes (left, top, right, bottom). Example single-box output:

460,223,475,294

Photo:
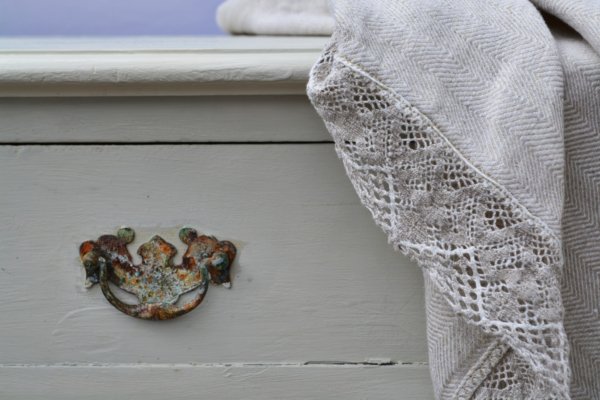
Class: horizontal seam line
0,49,324,55
0,362,428,368
0,141,334,146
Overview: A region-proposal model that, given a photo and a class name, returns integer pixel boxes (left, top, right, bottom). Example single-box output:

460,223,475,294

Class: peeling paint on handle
78,227,236,320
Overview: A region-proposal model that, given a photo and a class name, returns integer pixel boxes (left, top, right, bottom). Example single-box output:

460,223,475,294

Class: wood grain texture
0,37,327,96
0,145,426,365
0,96,330,143
0,364,434,400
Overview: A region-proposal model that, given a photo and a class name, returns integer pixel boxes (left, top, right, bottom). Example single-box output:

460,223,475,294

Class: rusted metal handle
79,227,236,321
98,260,209,320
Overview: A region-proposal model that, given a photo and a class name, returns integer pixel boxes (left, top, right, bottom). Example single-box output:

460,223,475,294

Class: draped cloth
305,1,600,399
217,0,333,36
219,0,600,397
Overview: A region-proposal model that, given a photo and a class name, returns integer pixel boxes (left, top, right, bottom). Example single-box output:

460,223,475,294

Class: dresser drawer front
0,365,432,400
0,144,426,365
0,95,329,143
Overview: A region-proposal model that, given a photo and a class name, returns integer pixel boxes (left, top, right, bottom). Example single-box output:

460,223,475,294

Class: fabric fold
308,44,569,397
305,0,595,398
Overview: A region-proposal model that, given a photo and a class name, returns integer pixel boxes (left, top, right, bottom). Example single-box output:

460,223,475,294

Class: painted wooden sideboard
0,37,433,399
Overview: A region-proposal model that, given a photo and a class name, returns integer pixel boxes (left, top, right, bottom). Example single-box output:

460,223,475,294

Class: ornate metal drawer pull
79,227,236,320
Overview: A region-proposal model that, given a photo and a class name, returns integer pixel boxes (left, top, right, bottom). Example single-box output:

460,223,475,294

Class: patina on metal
79,227,236,320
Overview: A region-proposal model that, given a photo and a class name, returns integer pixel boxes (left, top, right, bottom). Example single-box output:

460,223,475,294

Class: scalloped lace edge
307,47,570,398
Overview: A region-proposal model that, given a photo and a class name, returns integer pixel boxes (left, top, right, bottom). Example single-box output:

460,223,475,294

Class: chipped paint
79,227,236,320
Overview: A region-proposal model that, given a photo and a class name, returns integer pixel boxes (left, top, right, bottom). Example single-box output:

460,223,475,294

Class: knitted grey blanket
307,0,600,398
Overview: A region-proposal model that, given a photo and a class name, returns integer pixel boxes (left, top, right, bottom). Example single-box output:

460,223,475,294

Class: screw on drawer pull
78,227,236,320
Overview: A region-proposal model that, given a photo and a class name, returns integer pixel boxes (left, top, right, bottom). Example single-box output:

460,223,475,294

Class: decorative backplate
79,227,236,320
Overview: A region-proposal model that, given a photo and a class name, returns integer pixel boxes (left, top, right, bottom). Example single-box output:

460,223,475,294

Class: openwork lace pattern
472,350,537,399
307,47,570,398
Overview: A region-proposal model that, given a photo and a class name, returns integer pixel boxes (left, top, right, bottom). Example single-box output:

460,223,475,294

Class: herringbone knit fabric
306,0,600,398
550,12,600,398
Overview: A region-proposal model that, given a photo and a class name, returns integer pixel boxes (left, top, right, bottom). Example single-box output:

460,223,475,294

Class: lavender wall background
0,0,227,36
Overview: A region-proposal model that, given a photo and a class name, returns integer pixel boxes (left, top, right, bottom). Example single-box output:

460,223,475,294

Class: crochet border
307,48,570,398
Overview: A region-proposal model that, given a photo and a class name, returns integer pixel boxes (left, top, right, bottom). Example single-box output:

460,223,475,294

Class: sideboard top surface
0,36,329,97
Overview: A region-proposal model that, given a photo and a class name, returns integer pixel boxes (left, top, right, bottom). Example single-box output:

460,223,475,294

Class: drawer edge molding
0,37,328,97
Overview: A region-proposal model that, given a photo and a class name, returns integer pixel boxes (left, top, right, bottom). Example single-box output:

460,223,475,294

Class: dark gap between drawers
1,141,334,146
